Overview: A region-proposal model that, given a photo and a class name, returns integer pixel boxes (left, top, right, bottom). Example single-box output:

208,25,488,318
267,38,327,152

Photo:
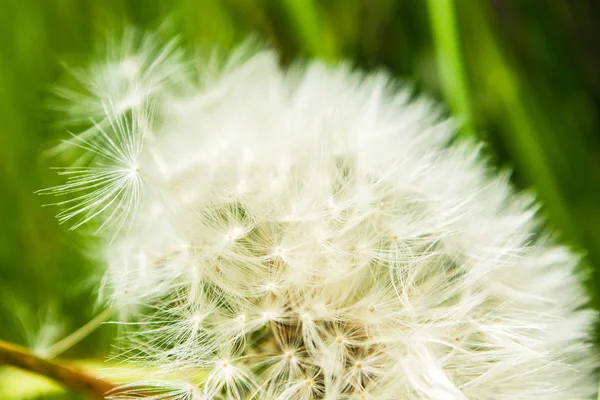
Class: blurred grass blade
280,0,337,60
426,0,473,135
463,2,581,244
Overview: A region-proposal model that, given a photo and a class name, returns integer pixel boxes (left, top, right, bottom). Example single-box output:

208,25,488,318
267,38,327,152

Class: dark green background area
0,0,599,397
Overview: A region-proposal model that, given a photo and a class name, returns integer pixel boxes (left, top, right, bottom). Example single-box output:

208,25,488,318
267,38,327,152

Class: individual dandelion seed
38,101,150,232
42,30,599,399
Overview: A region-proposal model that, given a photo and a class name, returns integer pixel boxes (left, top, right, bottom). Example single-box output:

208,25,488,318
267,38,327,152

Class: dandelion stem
45,307,115,359
0,339,117,399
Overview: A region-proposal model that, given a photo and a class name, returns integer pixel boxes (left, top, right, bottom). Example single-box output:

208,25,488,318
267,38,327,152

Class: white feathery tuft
44,30,598,399
53,28,187,124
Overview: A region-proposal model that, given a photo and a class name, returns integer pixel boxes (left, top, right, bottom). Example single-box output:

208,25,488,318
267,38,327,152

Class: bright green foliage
1,1,599,398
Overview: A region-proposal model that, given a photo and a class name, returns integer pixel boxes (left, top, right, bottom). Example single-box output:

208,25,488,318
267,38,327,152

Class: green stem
44,307,114,359
426,0,474,135
0,339,117,399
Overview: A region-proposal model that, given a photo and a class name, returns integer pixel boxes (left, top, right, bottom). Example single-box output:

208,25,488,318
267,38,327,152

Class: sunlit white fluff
46,31,598,399
38,102,148,231
53,28,186,123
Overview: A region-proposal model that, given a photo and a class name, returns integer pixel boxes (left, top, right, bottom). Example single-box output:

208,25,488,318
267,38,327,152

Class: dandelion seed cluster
46,31,598,399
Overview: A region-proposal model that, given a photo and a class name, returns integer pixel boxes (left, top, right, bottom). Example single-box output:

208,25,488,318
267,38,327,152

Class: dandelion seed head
44,31,598,399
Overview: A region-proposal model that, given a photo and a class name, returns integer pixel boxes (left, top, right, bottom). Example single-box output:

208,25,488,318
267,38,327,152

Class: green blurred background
1,0,600,398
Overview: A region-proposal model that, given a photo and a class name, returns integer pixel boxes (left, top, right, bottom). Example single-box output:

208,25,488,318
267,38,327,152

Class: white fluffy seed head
46,30,598,399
